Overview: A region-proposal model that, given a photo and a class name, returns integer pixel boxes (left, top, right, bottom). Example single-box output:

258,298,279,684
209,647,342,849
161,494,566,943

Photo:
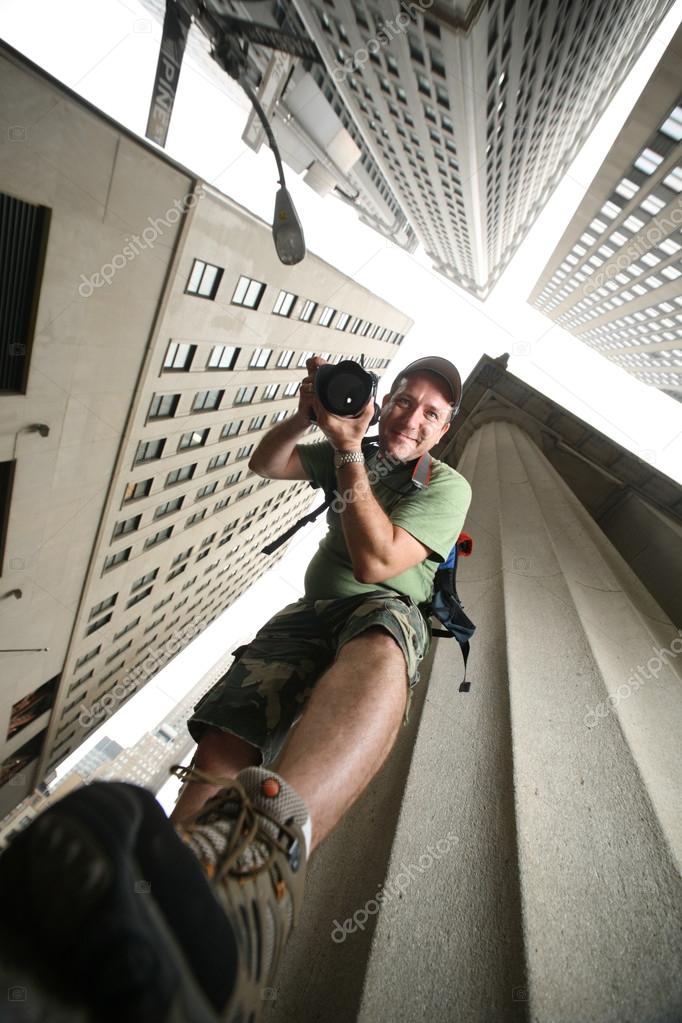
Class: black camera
311,360,380,424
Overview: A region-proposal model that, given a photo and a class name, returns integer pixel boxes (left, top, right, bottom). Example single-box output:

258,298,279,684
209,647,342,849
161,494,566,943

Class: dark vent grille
0,192,49,392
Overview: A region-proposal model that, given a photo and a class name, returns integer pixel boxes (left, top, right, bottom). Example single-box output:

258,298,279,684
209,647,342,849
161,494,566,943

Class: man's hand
312,395,375,452
298,355,327,423
302,356,375,451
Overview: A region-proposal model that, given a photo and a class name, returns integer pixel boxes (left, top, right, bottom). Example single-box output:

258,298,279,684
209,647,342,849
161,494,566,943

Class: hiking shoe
172,764,309,1017
0,781,241,1023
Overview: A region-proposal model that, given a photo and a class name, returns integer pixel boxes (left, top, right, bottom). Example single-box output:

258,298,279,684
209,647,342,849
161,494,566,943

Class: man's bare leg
276,627,408,851
170,727,261,823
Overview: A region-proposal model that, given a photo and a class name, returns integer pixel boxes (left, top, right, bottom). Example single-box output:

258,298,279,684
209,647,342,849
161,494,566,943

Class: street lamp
146,0,314,265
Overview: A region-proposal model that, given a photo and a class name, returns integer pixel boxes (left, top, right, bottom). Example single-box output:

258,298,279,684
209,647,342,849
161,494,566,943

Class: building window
221,420,242,438
197,481,218,499
144,527,173,550
633,148,663,176
299,300,317,322
335,312,350,330
234,385,257,405
131,569,158,591
167,563,187,582
171,546,193,567
319,306,336,327
113,617,140,641
123,478,152,502
134,438,165,464
89,594,117,619
154,496,183,518
149,393,180,419
208,451,230,470
207,345,240,370
192,389,224,412
271,409,288,423
104,548,130,571
283,381,299,397
178,429,209,450
276,349,294,368
236,443,254,461
262,383,279,400
85,612,112,636
112,514,141,539
297,350,314,367
166,463,196,486
186,259,224,299
273,290,297,316
248,414,266,431
75,646,100,670
163,342,195,371
126,586,152,609
0,192,50,394
186,509,207,528
249,347,272,369
232,275,266,309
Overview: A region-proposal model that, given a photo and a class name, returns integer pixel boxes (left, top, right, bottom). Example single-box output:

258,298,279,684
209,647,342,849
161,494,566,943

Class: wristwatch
333,449,364,470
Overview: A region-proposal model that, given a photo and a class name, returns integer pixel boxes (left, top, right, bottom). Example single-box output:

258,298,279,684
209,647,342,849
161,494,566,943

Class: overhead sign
145,1,191,148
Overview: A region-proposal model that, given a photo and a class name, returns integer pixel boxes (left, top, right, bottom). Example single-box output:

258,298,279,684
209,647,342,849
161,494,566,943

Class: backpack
261,437,476,690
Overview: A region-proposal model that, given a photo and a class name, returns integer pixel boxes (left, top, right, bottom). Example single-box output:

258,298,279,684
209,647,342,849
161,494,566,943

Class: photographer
166,356,471,993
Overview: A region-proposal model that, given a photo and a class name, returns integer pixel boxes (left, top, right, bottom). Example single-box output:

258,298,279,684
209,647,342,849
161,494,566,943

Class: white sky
2,0,681,786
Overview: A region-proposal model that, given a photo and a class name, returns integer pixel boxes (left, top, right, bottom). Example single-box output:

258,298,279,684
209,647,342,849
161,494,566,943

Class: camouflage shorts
187,590,430,766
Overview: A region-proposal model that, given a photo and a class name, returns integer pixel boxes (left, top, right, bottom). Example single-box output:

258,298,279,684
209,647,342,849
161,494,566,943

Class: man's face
377,371,452,462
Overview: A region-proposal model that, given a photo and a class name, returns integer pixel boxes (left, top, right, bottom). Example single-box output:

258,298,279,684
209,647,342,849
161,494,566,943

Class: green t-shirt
296,440,472,604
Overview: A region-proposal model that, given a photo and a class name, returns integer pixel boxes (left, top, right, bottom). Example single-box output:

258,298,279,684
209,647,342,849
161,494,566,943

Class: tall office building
141,0,416,251
0,43,411,817
287,0,677,297
0,649,230,847
530,26,682,402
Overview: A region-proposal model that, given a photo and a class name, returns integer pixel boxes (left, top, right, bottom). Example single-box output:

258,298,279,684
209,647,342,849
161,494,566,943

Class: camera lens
315,361,374,417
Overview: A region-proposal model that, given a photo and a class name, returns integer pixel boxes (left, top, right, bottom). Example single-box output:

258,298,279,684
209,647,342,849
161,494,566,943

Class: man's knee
195,726,260,772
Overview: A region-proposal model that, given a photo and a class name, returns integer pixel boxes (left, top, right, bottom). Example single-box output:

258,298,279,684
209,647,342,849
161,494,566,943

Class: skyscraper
286,0,676,297
529,25,682,402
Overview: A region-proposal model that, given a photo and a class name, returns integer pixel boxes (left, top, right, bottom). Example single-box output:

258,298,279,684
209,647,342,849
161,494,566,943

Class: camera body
311,360,380,425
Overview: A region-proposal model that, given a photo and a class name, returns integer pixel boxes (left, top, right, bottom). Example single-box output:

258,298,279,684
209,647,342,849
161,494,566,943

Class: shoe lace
170,764,299,885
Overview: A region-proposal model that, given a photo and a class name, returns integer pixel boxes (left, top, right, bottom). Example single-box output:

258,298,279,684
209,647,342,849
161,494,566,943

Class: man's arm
248,410,311,479
335,462,432,582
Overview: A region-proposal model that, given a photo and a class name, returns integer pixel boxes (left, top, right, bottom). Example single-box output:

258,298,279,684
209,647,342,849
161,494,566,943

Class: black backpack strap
260,493,332,555
261,436,380,556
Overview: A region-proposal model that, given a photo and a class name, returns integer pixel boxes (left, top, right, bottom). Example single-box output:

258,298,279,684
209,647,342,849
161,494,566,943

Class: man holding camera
0,355,471,1023
166,355,472,1003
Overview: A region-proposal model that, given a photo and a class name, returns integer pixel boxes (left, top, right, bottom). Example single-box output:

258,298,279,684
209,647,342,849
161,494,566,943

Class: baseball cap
391,357,462,416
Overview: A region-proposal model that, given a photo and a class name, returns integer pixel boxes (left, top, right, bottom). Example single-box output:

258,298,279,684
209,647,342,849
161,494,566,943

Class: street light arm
238,72,286,187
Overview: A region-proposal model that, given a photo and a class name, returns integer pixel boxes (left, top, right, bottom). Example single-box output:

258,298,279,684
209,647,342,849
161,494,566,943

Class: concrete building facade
0,43,411,817
263,354,682,1023
530,25,682,402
